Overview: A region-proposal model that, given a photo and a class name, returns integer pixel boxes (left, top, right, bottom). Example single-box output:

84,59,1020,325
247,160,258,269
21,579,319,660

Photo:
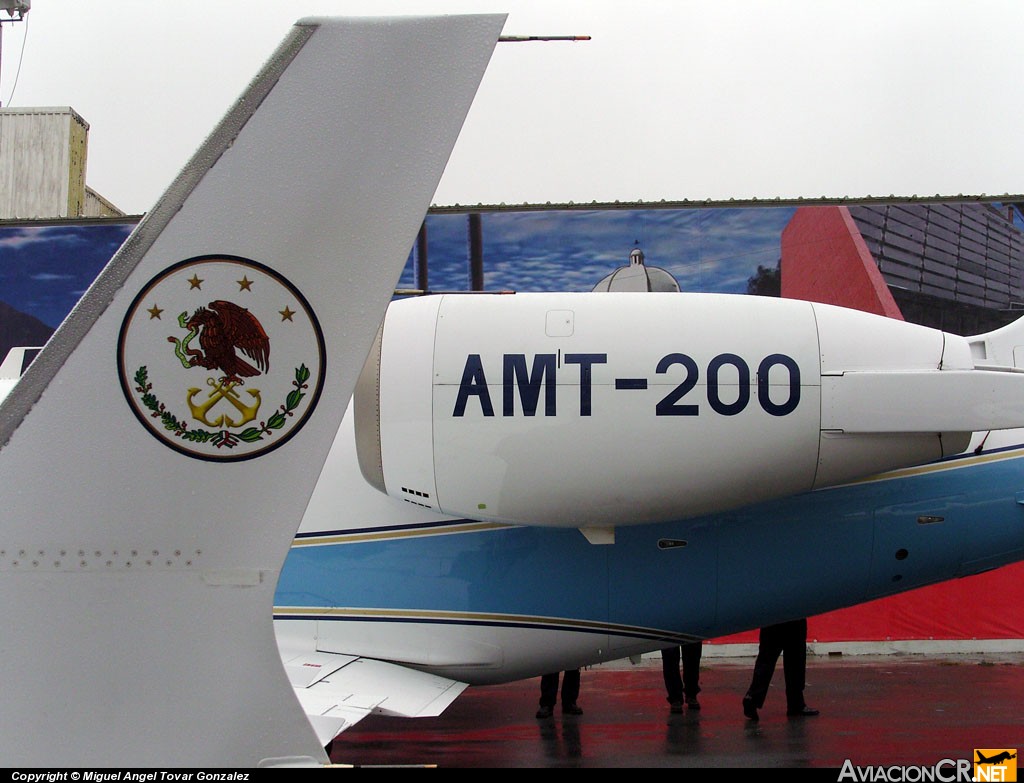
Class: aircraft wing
281,648,468,746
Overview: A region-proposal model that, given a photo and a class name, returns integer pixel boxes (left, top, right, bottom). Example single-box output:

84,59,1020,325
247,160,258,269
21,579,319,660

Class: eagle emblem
118,255,325,462
175,300,270,383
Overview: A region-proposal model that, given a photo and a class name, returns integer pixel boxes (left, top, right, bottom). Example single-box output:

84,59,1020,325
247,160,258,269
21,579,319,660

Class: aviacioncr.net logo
974,749,1017,782
838,758,974,782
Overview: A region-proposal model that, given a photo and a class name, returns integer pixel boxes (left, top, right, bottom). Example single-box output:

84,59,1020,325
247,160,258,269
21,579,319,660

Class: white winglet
0,14,503,767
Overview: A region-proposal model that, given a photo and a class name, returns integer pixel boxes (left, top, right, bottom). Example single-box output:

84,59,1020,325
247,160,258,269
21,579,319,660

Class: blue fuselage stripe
275,448,1024,638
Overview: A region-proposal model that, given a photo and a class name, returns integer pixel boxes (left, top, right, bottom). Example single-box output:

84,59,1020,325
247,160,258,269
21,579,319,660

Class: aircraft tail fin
0,14,504,767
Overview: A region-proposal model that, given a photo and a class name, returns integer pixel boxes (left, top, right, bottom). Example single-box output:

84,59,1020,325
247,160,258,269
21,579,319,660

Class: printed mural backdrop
396,207,792,294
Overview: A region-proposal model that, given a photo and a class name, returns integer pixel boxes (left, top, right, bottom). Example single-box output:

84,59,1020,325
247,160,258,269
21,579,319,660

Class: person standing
536,669,583,718
742,618,819,721
661,641,703,713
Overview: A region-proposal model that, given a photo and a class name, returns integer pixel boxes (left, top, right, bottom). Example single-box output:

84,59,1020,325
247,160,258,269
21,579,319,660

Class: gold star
279,306,296,322
147,304,164,319
187,274,203,289
237,276,253,291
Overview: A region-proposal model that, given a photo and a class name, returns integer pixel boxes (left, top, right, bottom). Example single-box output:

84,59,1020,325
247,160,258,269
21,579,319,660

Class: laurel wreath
133,364,311,449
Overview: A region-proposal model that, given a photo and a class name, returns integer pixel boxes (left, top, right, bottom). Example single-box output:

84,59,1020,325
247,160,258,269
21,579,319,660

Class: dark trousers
539,669,580,707
744,618,808,711
661,642,702,703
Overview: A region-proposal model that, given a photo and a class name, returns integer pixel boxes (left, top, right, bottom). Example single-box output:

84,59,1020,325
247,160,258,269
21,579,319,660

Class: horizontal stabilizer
822,368,1024,433
282,649,468,746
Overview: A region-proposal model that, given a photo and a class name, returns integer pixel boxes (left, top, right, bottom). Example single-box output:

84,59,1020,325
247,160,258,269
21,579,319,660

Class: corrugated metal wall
850,203,1024,310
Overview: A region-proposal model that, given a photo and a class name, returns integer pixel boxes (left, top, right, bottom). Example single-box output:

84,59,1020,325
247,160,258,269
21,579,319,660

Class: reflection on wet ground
333,654,1024,769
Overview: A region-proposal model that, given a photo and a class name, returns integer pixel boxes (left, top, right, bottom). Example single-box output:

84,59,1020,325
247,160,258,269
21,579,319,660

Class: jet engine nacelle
354,292,1024,528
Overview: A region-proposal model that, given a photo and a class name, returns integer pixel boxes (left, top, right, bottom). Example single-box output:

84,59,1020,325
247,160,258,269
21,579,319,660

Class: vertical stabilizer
0,14,504,766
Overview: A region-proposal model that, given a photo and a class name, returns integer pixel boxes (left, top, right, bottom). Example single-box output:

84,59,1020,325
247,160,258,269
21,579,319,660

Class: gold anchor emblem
187,377,262,428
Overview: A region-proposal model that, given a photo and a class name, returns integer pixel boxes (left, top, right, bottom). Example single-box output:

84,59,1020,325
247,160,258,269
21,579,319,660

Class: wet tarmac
330,652,1024,770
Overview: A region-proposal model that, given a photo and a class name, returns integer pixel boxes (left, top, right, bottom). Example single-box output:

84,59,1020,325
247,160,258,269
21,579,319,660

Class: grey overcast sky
1,0,1022,215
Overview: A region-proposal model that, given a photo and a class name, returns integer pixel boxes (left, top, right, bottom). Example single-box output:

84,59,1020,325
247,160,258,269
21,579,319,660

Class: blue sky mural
0,207,794,333
0,222,135,328
396,206,794,294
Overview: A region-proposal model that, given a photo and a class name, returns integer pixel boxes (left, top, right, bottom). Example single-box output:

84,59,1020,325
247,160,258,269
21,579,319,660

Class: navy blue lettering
707,353,750,415
454,351,801,419
503,353,557,416
757,354,800,416
655,353,699,416
615,379,648,390
564,353,607,416
453,354,494,417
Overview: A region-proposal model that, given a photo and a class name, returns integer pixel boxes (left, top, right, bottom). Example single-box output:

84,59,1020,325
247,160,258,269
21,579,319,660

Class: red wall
781,205,903,319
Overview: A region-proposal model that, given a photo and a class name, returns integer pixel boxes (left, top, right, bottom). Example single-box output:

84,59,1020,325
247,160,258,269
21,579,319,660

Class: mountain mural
0,299,54,363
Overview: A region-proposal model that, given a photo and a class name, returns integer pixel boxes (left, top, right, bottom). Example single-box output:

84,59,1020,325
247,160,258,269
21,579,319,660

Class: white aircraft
5,12,1024,769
